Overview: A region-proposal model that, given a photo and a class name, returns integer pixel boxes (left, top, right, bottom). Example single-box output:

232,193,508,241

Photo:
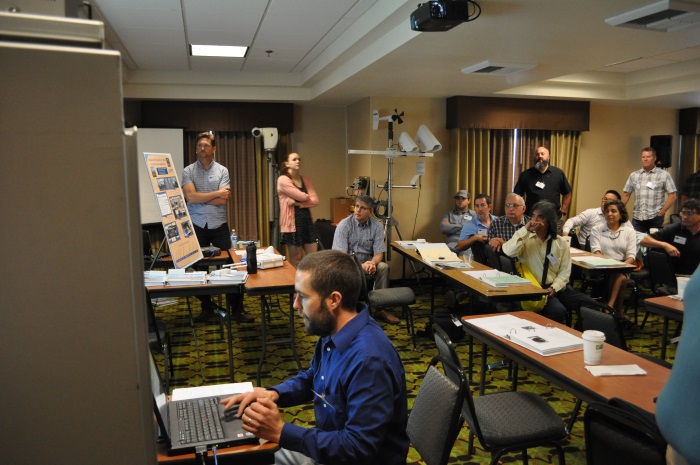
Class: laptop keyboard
176,397,225,444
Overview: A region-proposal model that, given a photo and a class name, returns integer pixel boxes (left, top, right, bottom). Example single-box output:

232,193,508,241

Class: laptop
149,354,258,455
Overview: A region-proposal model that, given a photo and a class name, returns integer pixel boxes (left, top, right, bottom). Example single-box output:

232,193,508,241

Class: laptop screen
149,354,170,441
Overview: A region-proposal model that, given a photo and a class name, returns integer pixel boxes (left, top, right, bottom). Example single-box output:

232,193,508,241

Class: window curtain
516,130,551,177
489,130,514,216
185,131,258,241
550,130,582,216
450,128,491,207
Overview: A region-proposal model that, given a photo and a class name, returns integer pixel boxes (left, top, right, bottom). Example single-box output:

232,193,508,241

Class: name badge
464,215,472,221
536,181,545,189
646,181,656,189
674,236,687,245
547,253,559,265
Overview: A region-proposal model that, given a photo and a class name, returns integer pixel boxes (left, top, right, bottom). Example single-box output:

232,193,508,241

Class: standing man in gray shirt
440,190,475,252
182,131,253,323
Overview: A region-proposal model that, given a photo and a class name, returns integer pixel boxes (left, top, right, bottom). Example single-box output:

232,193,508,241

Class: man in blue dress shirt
221,250,409,465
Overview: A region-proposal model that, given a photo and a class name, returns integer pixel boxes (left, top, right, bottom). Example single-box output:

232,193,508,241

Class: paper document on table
395,240,420,250
584,365,647,377
572,256,628,267
569,247,587,256
171,382,255,401
467,314,583,356
208,270,248,284
462,269,530,286
415,243,461,266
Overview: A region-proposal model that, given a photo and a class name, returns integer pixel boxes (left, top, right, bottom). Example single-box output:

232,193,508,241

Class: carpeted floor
150,278,675,465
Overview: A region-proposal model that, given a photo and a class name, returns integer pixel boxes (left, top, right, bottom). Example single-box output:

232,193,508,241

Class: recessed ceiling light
190,45,248,58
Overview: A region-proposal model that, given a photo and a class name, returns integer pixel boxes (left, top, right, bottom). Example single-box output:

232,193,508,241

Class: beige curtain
550,131,582,216
451,128,491,205
489,130,514,216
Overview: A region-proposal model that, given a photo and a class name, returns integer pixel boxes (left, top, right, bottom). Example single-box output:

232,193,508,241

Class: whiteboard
136,128,184,224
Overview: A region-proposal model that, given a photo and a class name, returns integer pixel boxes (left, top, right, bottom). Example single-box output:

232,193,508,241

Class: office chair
353,257,418,347
584,398,666,465
640,249,677,329
567,305,672,431
432,325,568,465
407,355,466,465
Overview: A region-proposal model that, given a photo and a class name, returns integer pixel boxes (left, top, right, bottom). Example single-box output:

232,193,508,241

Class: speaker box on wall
650,135,672,168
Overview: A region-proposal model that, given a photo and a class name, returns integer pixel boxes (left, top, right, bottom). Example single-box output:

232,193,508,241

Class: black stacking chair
567,305,672,431
433,325,568,465
407,355,466,465
640,249,678,328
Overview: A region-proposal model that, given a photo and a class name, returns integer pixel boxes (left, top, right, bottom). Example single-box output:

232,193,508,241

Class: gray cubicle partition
0,16,155,465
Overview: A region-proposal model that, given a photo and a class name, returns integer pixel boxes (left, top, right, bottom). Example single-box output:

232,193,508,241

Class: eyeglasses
505,203,524,209
354,205,369,212
679,210,699,217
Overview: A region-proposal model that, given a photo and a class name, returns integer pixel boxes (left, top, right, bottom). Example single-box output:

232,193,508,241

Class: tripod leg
392,222,425,295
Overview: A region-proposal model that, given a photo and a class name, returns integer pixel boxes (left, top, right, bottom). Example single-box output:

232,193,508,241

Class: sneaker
374,309,400,325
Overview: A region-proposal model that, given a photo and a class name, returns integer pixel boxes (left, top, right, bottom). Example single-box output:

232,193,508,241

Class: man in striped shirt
622,147,677,233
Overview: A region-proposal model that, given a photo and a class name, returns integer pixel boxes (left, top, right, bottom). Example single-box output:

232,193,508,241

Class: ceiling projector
410,1,473,31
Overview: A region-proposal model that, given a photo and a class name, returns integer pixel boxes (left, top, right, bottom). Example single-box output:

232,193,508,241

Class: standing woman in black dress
277,152,320,267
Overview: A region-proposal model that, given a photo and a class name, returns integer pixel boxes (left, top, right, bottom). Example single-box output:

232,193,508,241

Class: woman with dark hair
503,200,597,324
277,152,320,267
590,199,637,317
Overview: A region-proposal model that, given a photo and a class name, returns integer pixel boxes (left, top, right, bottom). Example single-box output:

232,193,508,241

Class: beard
535,158,549,171
303,299,336,337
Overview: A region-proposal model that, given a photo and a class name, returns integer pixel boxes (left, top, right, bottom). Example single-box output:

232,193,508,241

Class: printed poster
144,152,203,269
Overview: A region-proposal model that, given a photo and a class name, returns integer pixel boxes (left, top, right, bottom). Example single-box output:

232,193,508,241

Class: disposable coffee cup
582,330,606,365
676,276,690,299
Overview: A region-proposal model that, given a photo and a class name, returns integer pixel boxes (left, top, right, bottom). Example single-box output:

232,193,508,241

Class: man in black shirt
514,146,572,233
641,199,700,275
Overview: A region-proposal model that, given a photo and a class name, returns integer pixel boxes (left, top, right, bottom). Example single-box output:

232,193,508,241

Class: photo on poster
170,195,187,220
165,221,181,244
182,220,194,238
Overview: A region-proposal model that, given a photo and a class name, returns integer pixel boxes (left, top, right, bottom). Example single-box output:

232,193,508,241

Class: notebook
414,243,461,265
149,354,258,455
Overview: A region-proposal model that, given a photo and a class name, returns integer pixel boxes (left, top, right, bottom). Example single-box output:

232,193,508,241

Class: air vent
461,61,536,76
606,0,700,32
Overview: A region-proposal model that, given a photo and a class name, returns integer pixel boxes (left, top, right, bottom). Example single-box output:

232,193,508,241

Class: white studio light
252,127,278,152
398,132,419,152
415,125,442,152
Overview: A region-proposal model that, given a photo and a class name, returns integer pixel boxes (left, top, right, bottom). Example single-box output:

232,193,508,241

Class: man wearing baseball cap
440,190,476,253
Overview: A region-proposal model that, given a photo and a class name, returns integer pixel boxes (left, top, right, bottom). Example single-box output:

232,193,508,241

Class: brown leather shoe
374,309,400,325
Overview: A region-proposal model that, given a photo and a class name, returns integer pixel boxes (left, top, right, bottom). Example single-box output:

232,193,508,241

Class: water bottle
246,242,257,274
230,228,237,249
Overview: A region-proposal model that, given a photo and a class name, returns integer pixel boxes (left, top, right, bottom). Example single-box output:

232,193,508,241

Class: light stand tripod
267,151,280,251
349,117,434,291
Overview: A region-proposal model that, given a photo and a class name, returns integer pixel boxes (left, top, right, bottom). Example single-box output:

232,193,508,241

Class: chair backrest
646,249,677,293
432,324,465,387
432,325,485,447
499,255,518,275
584,398,666,465
579,305,626,350
569,230,581,249
470,242,489,266
407,355,466,465
483,243,502,270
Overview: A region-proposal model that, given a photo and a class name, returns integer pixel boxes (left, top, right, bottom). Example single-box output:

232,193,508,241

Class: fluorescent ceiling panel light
190,44,248,57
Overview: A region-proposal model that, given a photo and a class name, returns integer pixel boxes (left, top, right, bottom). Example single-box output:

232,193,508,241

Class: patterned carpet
150,279,675,465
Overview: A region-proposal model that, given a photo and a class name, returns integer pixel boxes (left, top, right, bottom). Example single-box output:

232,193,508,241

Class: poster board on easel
143,152,203,269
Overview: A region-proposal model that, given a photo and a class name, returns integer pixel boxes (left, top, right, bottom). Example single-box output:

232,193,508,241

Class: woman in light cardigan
277,152,320,267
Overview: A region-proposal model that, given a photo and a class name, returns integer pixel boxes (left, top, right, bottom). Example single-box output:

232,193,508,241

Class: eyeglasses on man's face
354,205,369,212
679,210,698,217
505,203,524,209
